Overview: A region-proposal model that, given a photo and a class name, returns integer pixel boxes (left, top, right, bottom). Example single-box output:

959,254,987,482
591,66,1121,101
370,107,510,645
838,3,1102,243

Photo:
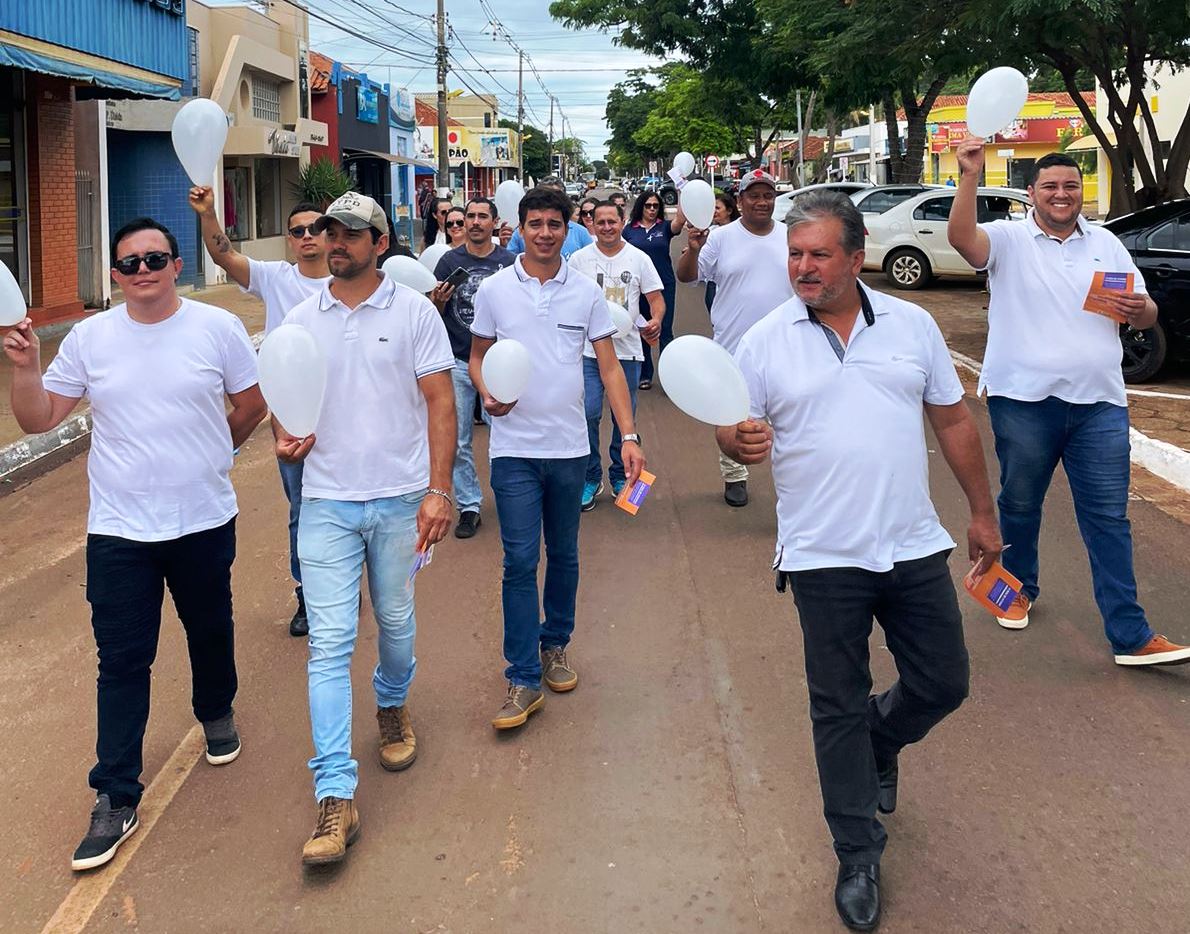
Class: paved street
3,276,1190,933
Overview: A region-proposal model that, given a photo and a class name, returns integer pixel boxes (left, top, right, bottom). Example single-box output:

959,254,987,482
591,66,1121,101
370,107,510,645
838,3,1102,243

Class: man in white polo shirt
719,191,1000,931
275,193,457,867
190,186,331,637
677,169,793,507
948,140,1190,666
470,186,644,730
4,216,266,871
569,199,666,510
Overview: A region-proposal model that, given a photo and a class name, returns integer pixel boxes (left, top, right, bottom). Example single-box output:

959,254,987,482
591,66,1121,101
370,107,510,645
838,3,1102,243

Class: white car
863,187,1031,289
774,181,873,222
849,184,943,215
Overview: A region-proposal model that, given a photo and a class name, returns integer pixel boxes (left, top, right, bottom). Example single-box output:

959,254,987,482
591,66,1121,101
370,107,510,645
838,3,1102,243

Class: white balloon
481,339,532,404
258,324,327,438
673,151,696,176
495,180,524,228
382,255,438,293
680,179,716,230
966,67,1029,138
171,99,229,187
607,302,633,338
419,242,451,273
658,334,750,427
0,260,27,327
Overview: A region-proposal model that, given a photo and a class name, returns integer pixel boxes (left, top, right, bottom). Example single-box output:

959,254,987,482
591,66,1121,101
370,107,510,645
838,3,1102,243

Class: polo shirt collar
317,272,397,312
1025,207,1088,241
513,254,568,285
787,280,889,325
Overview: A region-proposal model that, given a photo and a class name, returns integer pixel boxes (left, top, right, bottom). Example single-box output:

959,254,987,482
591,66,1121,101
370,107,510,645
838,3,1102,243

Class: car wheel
1120,320,1168,383
884,248,932,290
661,188,677,206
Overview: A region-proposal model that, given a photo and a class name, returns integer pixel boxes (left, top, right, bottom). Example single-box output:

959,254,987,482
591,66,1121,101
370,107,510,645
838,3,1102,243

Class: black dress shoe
835,863,880,931
724,480,748,507
876,755,898,815
289,599,309,638
455,510,481,539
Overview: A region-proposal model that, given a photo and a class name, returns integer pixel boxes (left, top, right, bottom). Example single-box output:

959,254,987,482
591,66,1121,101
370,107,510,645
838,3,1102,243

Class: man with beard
677,170,793,507
719,191,999,930
430,197,516,539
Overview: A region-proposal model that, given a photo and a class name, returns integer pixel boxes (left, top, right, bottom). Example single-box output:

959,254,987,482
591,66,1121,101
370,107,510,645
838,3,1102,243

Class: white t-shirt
568,241,663,361
697,218,793,354
736,284,963,573
471,257,616,459
283,275,455,501
245,258,331,334
42,300,259,542
980,211,1144,407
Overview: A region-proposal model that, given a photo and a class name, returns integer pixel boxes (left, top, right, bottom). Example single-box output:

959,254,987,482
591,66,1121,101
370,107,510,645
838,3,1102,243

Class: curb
948,350,1190,494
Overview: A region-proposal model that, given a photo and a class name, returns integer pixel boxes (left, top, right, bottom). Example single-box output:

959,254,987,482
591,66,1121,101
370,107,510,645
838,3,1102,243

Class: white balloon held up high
494,180,523,228
258,324,327,438
658,335,750,427
680,179,716,231
171,99,229,187
673,151,696,177
966,67,1029,139
0,260,26,327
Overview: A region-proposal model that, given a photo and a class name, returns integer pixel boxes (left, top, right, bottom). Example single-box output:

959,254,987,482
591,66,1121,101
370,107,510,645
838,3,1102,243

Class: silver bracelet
426,488,453,506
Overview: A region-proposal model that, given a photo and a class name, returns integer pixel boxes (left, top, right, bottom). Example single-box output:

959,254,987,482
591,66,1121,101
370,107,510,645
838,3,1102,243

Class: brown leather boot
376,705,417,771
301,796,360,866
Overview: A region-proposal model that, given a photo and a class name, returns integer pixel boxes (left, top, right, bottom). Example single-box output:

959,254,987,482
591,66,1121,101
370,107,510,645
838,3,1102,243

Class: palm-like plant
292,158,354,209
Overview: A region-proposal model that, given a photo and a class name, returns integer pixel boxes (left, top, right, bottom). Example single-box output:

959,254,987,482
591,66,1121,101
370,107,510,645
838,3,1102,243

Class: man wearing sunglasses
274,192,457,867
4,217,267,871
189,187,331,638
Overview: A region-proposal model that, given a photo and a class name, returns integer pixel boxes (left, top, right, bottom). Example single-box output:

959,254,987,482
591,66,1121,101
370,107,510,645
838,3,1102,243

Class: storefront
310,57,392,212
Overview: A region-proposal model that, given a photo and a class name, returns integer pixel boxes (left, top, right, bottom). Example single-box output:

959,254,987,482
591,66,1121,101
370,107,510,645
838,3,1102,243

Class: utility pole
796,88,804,186
517,49,524,181
435,0,450,188
548,96,555,178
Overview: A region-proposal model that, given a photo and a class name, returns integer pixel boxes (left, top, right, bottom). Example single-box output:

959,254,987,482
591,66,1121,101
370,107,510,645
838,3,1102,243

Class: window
1147,218,1190,252
979,196,1028,223
914,197,952,221
186,28,200,96
252,75,281,124
254,159,282,238
222,166,251,241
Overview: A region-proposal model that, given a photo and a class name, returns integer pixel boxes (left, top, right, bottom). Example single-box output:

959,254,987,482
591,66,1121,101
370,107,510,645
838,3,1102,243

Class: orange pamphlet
1082,271,1133,324
614,470,657,516
963,560,1024,616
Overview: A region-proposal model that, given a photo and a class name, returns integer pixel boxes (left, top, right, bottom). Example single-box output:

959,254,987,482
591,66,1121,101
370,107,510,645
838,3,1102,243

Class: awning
343,148,437,171
0,38,180,100
1065,131,1114,152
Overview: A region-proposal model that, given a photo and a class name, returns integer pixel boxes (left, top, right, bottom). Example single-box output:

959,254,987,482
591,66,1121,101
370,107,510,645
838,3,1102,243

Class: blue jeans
584,355,641,485
638,279,676,383
987,396,1153,654
278,458,304,595
451,359,484,514
490,456,586,689
298,493,423,801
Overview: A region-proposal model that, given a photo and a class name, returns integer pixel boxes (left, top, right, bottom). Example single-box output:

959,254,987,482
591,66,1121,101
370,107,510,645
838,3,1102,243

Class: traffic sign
706,155,720,168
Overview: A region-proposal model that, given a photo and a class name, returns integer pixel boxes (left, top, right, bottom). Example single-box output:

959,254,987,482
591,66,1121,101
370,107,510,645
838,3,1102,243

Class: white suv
863,187,1031,289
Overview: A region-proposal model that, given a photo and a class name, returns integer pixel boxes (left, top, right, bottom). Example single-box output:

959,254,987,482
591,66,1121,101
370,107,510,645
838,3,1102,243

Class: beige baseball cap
314,192,387,235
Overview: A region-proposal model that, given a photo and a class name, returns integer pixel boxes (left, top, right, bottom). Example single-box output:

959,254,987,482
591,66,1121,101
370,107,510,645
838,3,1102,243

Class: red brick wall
26,74,83,325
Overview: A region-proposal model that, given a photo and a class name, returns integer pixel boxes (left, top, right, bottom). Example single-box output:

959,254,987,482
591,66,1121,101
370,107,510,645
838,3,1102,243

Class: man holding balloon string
469,185,644,731
188,186,331,639
718,191,998,931
4,217,267,872
271,192,458,867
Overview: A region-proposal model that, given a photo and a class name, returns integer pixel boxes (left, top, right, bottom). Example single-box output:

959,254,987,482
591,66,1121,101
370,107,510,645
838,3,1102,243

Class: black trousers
85,518,238,807
789,549,969,865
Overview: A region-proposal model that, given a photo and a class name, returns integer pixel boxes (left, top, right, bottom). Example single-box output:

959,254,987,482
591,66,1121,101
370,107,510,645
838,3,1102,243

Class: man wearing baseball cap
278,192,458,867
677,169,792,507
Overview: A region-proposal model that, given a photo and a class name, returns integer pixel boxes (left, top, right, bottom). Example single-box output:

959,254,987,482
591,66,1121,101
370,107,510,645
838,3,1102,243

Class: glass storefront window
254,158,281,238
223,165,251,241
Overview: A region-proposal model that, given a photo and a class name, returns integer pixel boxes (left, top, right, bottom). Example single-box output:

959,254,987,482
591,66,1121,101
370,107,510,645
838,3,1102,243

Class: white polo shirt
980,210,1145,407
42,299,259,542
245,258,331,334
735,283,963,573
283,274,455,500
697,218,793,353
568,240,663,362
471,256,616,459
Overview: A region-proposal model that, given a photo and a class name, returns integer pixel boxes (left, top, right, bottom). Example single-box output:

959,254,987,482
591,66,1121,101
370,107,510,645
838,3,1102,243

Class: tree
500,118,549,179
605,70,661,173
631,65,737,158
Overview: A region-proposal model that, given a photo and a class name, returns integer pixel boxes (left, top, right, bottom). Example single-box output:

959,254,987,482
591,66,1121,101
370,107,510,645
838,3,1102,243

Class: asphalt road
3,273,1190,934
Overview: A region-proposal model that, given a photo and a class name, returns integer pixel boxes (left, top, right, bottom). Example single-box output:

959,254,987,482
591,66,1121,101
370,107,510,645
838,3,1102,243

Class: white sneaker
995,594,1032,630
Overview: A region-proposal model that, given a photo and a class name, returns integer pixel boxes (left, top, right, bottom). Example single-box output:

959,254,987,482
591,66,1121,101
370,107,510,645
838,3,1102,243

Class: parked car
850,184,940,215
773,181,874,222
1104,199,1190,383
564,181,585,202
863,187,1031,289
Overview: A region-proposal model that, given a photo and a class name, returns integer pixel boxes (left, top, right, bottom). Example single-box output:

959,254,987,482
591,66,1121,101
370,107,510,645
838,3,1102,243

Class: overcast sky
291,0,668,159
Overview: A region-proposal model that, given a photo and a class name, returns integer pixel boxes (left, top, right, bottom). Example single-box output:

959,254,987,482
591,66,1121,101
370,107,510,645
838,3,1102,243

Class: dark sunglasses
445,219,467,228
644,202,661,210
114,251,172,275
580,209,595,217
288,224,318,238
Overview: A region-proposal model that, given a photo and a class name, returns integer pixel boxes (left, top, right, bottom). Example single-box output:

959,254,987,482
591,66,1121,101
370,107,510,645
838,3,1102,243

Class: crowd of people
4,152,1189,931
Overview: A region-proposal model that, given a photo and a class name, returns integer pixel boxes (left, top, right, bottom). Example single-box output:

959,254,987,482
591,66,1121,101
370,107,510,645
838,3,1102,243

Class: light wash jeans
451,359,484,514
583,355,641,485
298,492,423,801
277,458,303,596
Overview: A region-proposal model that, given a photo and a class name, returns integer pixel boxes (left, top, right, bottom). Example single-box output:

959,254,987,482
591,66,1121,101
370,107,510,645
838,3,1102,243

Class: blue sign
357,86,379,124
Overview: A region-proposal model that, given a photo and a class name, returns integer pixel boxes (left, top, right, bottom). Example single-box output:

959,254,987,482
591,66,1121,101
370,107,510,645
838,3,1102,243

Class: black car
1105,200,1190,382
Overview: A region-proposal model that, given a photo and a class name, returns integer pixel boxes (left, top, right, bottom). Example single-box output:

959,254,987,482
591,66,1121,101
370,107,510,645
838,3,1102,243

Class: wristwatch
622,433,643,446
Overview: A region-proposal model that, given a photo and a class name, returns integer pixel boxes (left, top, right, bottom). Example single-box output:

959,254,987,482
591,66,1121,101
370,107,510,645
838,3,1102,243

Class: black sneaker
202,711,242,765
455,510,481,539
289,591,308,637
71,794,138,871
724,480,748,507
